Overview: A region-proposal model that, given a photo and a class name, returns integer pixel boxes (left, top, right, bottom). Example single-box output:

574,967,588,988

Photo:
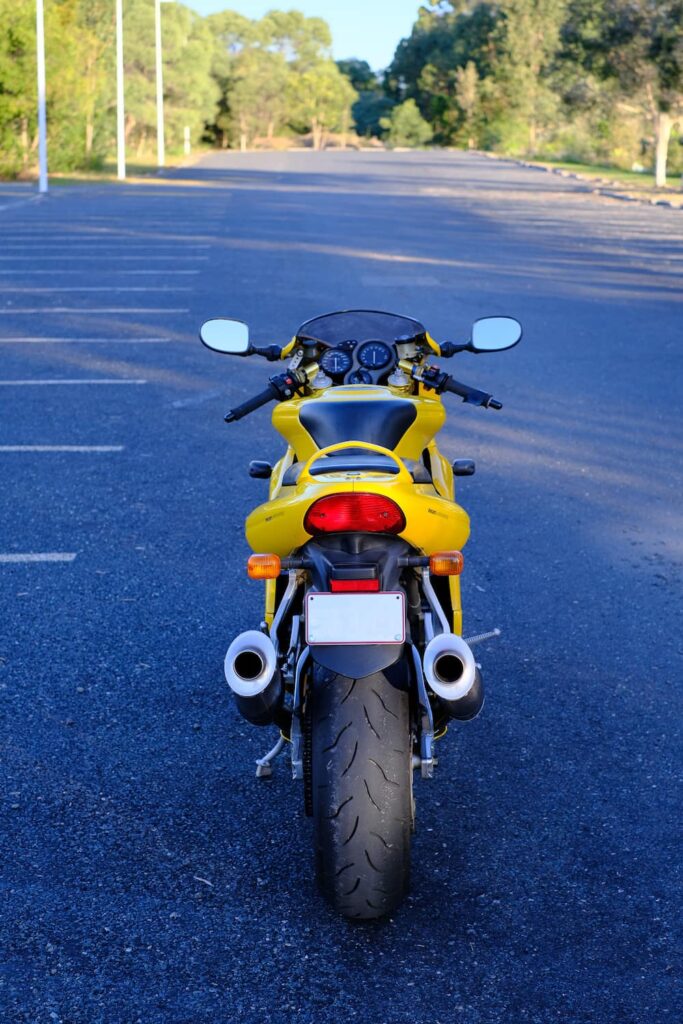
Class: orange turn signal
247,553,282,580
429,550,464,576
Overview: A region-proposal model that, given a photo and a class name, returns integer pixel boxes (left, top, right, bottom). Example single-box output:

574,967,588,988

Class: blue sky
184,1,420,70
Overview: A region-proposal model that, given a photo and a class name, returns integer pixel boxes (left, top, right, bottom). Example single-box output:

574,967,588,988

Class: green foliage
207,9,355,149
0,4,358,176
384,0,683,181
352,92,396,138
288,60,358,148
380,98,432,147
1,1,680,181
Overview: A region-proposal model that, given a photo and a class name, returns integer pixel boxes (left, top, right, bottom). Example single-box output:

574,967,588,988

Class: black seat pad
300,399,417,450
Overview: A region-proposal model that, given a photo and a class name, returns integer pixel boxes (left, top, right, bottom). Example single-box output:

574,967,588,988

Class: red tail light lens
304,493,406,536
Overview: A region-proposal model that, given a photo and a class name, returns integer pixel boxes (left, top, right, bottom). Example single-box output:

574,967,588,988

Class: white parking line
0,252,210,258
0,287,192,293
0,244,211,249
0,445,124,452
0,379,146,386
0,344,174,348
0,195,43,214
0,552,76,563
0,269,200,276
0,307,189,314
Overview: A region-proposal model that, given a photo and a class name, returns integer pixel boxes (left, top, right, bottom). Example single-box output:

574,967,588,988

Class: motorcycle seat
282,453,432,486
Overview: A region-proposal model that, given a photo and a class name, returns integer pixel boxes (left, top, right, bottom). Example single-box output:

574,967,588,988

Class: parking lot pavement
1,154,681,1024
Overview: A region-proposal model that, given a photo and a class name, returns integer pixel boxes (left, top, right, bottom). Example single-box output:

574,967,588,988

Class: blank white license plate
305,592,405,646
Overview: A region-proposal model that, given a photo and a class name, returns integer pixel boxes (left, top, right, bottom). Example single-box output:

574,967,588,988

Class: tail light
304,493,406,536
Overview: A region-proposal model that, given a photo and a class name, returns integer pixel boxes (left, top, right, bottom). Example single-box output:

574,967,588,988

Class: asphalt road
1,151,681,1024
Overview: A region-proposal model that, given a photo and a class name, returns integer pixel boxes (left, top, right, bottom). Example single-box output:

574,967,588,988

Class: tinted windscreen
297,310,426,346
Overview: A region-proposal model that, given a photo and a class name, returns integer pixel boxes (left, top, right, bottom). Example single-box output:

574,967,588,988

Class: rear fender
304,535,411,679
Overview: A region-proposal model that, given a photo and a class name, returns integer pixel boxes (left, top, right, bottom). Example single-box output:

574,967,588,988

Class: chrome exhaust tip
224,630,282,726
423,632,484,721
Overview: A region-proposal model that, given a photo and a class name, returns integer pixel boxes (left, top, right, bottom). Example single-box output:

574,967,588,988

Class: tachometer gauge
358,341,393,370
348,369,372,384
320,348,353,377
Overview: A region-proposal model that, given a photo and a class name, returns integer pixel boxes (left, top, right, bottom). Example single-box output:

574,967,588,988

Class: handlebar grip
225,381,280,422
443,376,501,409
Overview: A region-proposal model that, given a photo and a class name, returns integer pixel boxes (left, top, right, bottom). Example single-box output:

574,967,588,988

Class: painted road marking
0,243,211,248
0,307,189,314
0,379,147,386
0,445,124,452
0,270,200,276
0,344,174,348
0,255,209,262
0,552,77,563
0,287,192,293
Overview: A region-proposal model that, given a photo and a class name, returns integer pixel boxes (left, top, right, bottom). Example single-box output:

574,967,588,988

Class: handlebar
224,370,303,423
224,361,502,425
415,364,502,410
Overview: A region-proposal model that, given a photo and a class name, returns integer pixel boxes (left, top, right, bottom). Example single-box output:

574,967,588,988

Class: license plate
305,592,405,646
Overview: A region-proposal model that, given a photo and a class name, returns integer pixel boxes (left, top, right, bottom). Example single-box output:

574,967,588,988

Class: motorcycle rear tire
310,667,411,920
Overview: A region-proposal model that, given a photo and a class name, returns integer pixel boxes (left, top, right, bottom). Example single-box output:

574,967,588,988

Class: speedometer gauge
358,341,393,370
320,348,353,377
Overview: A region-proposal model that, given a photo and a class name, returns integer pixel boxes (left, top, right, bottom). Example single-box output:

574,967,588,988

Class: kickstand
255,735,286,779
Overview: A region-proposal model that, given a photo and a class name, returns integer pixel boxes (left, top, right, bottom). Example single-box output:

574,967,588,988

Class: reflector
330,578,380,593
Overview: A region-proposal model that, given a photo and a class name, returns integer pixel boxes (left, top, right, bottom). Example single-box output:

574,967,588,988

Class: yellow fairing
248,384,469,632
246,387,470,556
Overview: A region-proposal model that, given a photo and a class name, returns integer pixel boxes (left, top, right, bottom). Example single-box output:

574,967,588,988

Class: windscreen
296,309,426,346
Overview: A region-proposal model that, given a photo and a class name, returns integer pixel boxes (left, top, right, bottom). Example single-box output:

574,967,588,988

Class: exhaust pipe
423,632,484,721
224,630,282,726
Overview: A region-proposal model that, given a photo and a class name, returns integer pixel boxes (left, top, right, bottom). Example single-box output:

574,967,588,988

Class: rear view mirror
200,318,251,355
470,316,522,353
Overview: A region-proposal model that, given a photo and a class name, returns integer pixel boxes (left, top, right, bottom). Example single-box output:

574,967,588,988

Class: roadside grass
537,159,681,193
6,149,212,186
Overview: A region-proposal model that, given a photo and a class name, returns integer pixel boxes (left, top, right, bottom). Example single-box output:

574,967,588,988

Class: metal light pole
115,0,126,180
154,0,165,168
35,0,48,193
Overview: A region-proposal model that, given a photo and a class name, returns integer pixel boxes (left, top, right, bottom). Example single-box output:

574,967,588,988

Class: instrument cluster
318,339,396,385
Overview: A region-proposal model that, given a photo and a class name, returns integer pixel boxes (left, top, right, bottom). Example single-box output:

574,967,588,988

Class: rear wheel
310,667,412,919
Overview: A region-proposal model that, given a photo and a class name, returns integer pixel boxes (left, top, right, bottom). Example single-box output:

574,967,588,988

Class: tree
488,0,567,153
384,1,501,145
380,98,432,147
336,58,378,93
0,0,38,176
262,9,332,69
337,58,393,138
564,0,683,184
289,60,357,149
229,47,289,149
455,61,479,146
352,91,396,138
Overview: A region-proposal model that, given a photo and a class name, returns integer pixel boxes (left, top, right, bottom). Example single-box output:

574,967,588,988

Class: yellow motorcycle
200,309,522,919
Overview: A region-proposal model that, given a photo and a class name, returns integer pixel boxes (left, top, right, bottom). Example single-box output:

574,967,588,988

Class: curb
475,150,682,211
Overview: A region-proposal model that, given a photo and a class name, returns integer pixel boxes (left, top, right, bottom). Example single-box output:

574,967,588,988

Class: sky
184,0,421,70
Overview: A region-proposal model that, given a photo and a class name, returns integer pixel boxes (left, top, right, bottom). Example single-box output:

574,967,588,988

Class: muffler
423,632,484,721
224,630,282,726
